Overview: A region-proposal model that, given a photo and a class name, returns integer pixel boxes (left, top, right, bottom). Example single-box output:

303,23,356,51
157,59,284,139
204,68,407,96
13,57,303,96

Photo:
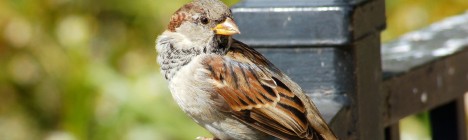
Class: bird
155,0,337,139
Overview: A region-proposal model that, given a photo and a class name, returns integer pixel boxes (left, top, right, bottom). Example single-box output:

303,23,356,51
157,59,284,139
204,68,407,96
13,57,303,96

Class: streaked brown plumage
156,0,337,139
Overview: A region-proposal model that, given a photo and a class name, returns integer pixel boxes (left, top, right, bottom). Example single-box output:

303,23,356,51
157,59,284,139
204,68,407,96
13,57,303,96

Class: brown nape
167,3,203,32
168,11,187,32
167,2,194,32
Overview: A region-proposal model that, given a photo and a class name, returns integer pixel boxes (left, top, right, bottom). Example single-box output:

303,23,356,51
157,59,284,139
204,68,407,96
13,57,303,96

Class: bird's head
166,0,240,49
168,0,240,35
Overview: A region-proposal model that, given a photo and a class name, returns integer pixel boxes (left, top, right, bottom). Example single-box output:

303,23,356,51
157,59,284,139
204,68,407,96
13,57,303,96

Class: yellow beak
213,17,240,36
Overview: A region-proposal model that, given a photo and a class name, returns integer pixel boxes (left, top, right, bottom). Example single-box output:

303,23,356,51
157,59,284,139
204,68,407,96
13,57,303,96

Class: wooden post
232,0,386,139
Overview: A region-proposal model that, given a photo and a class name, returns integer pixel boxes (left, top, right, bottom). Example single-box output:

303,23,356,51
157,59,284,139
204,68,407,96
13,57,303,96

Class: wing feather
199,40,336,140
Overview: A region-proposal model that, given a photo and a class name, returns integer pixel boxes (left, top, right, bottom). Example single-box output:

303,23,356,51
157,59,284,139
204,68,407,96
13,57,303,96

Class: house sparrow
156,0,337,139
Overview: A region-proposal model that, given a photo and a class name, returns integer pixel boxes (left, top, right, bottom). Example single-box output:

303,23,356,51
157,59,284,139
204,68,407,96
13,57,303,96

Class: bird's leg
196,136,220,140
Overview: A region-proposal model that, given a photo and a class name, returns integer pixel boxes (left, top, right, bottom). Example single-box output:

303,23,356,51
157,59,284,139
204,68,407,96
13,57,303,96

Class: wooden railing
231,0,468,139
381,12,468,140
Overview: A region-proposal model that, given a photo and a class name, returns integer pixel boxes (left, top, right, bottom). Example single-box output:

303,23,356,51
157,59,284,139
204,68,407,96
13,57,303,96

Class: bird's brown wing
199,40,336,140
202,55,280,111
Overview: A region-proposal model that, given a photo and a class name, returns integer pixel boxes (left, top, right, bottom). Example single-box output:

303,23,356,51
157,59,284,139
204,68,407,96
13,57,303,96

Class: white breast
168,55,218,122
167,55,269,140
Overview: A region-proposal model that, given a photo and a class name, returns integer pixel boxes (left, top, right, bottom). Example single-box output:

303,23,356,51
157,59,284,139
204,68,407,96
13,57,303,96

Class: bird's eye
200,17,209,24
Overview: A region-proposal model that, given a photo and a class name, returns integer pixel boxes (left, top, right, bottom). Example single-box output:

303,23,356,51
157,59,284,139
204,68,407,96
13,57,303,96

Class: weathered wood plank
382,12,468,126
347,0,386,139
351,32,384,140
382,12,468,78
231,0,383,47
382,48,468,126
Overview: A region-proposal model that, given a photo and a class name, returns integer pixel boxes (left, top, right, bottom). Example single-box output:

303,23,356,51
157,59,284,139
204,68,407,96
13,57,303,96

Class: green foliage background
0,0,466,140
